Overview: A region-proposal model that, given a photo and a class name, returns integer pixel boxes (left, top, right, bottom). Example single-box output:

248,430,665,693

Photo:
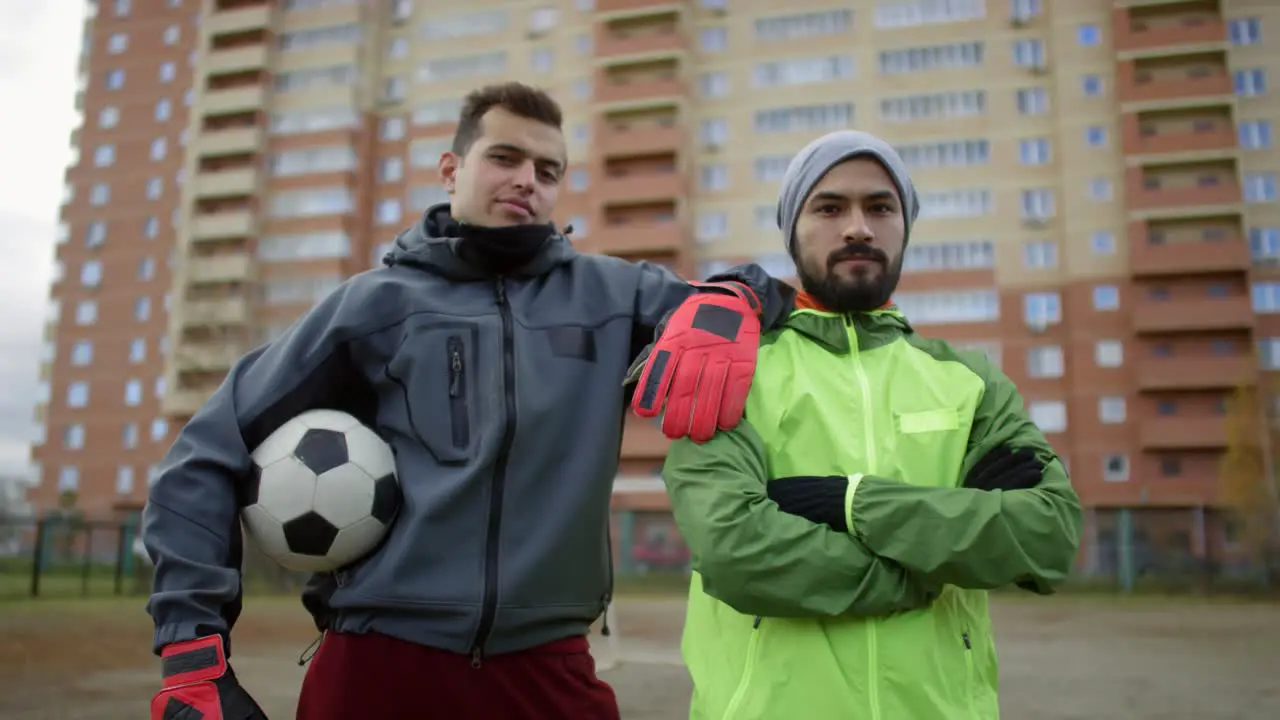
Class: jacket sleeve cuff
844,473,865,536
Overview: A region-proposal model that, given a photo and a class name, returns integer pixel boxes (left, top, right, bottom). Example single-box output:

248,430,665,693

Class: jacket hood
383,203,577,280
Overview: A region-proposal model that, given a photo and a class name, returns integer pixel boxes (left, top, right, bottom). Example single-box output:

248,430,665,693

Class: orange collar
794,290,894,313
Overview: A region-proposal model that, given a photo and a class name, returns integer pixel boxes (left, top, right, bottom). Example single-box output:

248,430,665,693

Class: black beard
797,247,903,314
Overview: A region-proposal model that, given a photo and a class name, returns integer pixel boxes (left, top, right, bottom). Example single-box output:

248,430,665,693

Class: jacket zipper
447,336,469,448
963,631,978,718
470,277,517,668
846,312,882,720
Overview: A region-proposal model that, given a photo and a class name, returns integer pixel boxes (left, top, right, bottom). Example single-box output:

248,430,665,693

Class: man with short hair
144,82,793,720
660,130,1083,719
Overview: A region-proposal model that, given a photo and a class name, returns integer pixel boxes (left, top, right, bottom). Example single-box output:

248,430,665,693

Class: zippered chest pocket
384,323,480,465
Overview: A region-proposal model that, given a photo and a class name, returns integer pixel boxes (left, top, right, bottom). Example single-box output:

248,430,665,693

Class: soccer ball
241,409,401,574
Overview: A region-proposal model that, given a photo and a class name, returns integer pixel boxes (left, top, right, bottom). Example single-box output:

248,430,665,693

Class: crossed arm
661,372,1083,618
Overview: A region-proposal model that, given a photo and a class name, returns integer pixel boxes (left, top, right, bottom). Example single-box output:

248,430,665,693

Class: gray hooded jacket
142,204,786,661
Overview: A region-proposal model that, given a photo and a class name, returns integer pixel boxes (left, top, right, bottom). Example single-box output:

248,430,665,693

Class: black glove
963,446,1045,492
766,475,850,532
151,634,268,720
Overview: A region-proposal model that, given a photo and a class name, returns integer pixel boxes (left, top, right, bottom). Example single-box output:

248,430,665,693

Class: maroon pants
295,631,620,720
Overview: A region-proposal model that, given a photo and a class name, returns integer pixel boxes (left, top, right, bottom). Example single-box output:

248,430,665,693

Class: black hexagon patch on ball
283,511,340,557
293,428,348,476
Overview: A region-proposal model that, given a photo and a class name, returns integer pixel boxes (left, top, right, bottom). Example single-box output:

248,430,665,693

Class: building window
75,301,98,325
1095,340,1123,367
1081,75,1102,96
1028,401,1067,433
699,27,727,52
1234,69,1266,97
1102,454,1129,482
67,381,90,408
376,199,402,225
1090,231,1115,255
1239,121,1272,150
1245,173,1277,203
1023,292,1060,328
62,424,86,450
699,72,729,98
125,379,144,406
116,466,135,495
1023,240,1056,269
71,341,93,366
1229,18,1261,46
1098,396,1126,424
1018,138,1051,165
1026,345,1063,378
1076,24,1100,46
696,212,728,242
1016,87,1049,115
1092,284,1120,311
1259,338,1280,369
700,165,729,191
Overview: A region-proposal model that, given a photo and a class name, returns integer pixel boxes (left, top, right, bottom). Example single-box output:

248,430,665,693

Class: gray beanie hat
776,130,921,257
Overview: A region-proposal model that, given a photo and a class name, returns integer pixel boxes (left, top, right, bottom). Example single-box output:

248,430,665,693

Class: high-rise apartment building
29,0,1280,573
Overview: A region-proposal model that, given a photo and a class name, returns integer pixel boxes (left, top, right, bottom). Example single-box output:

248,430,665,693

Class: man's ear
439,151,462,193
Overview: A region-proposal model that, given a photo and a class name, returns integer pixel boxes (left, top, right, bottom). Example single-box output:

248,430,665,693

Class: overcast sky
0,2,82,475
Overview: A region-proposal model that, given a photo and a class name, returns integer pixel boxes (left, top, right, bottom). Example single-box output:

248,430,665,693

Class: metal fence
0,514,313,600
1,508,1275,601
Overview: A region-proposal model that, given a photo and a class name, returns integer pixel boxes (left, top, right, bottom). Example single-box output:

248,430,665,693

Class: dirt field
1,593,1278,719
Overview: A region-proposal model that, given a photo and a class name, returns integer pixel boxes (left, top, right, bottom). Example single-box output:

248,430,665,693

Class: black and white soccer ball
241,409,401,574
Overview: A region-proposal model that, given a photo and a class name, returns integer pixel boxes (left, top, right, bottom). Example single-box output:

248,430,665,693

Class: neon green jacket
662,307,1083,720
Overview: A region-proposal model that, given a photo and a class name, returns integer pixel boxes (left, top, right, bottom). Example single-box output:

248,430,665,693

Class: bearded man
656,130,1083,720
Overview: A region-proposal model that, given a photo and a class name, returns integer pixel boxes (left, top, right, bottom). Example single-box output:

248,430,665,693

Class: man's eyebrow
488,143,565,172
807,190,848,204
808,189,899,204
864,189,899,203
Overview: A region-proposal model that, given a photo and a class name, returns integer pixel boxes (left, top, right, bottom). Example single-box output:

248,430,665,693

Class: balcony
1116,56,1233,107
594,67,685,106
1124,165,1242,213
598,120,684,158
174,342,244,373
162,388,213,418
598,0,684,13
191,168,259,199
596,170,686,206
206,6,271,35
1129,235,1251,277
595,220,685,255
621,414,670,458
202,86,267,115
1140,417,1229,450
1112,7,1227,56
1131,297,1254,334
595,21,687,62
181,297,251,327
205,46,269,74
189,211,257,242
185,254,254,285
1137,356,1257,391
1121,111,1236,159
193,127,263,157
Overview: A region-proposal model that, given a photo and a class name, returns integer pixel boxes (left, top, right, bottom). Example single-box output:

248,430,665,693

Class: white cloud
0,1,83,475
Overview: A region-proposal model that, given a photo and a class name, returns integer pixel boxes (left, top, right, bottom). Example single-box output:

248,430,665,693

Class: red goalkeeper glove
151,635,267,720
629,281,762,443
